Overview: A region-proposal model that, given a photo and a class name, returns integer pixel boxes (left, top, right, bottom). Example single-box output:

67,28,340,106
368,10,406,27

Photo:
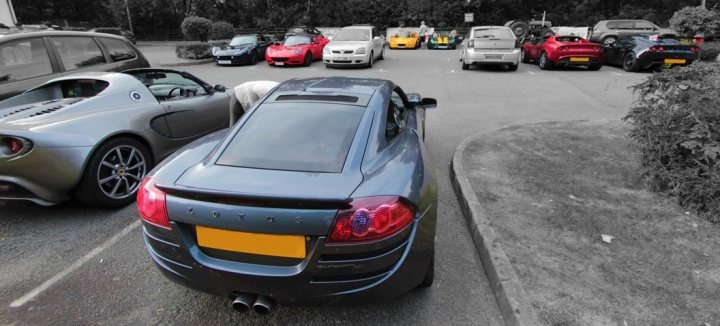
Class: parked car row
458,25,701,72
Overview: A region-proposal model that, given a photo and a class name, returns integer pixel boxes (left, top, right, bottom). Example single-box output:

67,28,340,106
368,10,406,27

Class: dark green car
427,31,459,49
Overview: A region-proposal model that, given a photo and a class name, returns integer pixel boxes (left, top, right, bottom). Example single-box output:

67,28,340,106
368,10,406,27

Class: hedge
181,16,212,42
211,21,235,40
624,62,720,222
175,43,212,59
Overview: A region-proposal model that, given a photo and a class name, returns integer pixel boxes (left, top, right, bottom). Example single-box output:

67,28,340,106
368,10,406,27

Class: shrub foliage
700,41,720,61
624,62,720,221
669,6,720,38
175,43,212,59
181,16,213,42
211,21,235,40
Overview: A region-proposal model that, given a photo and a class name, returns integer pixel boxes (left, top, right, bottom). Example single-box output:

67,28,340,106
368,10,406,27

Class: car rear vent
275,94,359,103
27,99,83,117
1,106,34,118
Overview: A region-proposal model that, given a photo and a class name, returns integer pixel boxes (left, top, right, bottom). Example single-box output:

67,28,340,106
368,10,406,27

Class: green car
427,31,459,49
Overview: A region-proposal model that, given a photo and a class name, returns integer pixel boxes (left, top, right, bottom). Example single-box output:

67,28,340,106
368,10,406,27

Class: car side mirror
420,98,437,109
213,84,226,93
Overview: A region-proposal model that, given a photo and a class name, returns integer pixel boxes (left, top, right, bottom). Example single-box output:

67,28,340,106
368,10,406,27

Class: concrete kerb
450,130,539,326
158,58,215,67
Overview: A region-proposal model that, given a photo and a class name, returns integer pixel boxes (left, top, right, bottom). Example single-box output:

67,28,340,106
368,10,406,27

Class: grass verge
463,120,720,325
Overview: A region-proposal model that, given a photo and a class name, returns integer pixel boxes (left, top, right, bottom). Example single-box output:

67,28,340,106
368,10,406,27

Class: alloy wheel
96,145,147,200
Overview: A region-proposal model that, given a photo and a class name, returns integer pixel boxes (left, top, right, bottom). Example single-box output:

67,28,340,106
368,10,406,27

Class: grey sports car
139,77,438,312
0,68,230,207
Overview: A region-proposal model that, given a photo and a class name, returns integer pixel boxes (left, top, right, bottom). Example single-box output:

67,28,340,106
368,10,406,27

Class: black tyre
602,36,618,47
508,21,530,39
539,52,553,70
588,63,602,71
367,51,373,68
462,61,470,70
76,137,152,208
541,28,555,38
418,259,434,288
520,49,529,63
303,52,312,67
250,51,257,65
508,63,519,71
622,52,639,72
378,48,384,60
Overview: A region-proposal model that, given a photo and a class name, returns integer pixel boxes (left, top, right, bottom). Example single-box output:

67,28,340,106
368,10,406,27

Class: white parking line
610,72,623,76
9,220,141,308
527,71,543,75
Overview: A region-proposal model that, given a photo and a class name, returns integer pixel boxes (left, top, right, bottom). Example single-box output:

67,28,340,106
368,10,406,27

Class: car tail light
327,196,415,244
468,39,474,47
658,46,665,52
649,46,656,52
558,46,567,51
137,178,171,229
0,136,32,157
690,46,701,53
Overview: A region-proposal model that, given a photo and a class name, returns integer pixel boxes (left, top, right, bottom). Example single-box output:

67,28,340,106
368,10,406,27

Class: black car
211,34,271,65
604,34,701,72
89,27,136,44
285,26,323,38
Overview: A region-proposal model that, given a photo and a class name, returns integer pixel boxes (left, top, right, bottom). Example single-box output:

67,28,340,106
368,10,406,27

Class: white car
323,25,385,68
460,26,521,71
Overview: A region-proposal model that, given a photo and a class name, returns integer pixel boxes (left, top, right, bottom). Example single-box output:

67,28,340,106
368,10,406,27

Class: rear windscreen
474,28,514,39
217,102,365,173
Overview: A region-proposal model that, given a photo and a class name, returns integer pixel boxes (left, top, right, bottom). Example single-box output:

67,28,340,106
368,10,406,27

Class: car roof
265,77,389,107
342,26,374,30
472,26,510,30
0,30,129,43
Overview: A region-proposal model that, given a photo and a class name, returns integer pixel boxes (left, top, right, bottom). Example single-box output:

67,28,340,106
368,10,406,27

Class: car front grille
272,57,289,62
332,50,354,54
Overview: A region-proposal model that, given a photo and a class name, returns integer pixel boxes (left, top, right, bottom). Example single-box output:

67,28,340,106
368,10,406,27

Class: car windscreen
284,35,311,46
473,28,514,39
217,102,366,173
555,36,582,43
396,31,412,38
230,36,257,47
333,29,371,41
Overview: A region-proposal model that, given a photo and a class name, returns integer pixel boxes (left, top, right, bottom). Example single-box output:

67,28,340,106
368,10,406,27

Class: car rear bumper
143,209,434,305
463,48,521,65
0,146,91,204
553,55,603,66
637,52,698,68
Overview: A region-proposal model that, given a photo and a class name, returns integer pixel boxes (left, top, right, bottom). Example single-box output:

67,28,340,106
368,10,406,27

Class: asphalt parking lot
0,47,648,325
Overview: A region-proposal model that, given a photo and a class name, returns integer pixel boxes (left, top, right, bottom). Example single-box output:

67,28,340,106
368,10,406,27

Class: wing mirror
213,84,226,93
420,98,437,109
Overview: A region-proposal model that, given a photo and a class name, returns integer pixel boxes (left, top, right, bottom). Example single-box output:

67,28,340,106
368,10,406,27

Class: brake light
468,39,474,47
558,46,567,51
690,46,701,53
658,46,665,52
137,178,170,229
5,138,23,154
327,196,415,243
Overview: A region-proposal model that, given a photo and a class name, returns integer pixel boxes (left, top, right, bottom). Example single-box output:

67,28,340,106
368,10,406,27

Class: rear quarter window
98,37,137,62
50,36,107,71
217,102,366,173
0,38,53,84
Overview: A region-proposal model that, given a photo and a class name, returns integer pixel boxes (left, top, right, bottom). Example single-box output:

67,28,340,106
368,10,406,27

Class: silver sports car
0,68,230,207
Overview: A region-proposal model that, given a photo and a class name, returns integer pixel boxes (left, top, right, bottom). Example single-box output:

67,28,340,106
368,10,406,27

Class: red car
521,35,604,70
265,35,329,66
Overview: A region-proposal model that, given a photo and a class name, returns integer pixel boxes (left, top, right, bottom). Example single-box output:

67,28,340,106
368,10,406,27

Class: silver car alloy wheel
96,145,147,199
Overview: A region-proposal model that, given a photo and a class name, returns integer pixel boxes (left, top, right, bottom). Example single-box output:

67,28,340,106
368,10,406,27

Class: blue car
138,77,438,313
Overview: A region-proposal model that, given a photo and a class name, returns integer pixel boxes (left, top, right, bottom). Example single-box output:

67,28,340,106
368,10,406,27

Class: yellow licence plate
665,58,686,65
570,57,590,62
196,226,306,258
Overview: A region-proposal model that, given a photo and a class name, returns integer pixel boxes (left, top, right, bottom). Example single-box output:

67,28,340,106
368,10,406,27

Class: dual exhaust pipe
232,293,276,315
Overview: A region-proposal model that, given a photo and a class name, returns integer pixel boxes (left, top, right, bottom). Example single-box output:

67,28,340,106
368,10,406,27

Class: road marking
527,71,543,75
9,220,141,308
610,72,623,76
376,68,387,73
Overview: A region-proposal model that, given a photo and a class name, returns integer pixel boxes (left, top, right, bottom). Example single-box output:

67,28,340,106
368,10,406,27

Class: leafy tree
181,16,212,42
669,6,720,37
211,21,235,40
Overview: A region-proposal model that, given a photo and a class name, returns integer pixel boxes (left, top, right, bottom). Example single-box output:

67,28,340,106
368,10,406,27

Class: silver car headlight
323,47,331,54
355,47,366,54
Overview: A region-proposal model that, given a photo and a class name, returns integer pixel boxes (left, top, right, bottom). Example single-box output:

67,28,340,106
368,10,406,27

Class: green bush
211,21,235,40
624,62,720,222
700,41,720,61
181,16,212,42
669,6,720,37
175,43,212,59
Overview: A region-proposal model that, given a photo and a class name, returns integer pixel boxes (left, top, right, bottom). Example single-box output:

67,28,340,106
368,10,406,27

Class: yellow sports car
389,30,420,49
